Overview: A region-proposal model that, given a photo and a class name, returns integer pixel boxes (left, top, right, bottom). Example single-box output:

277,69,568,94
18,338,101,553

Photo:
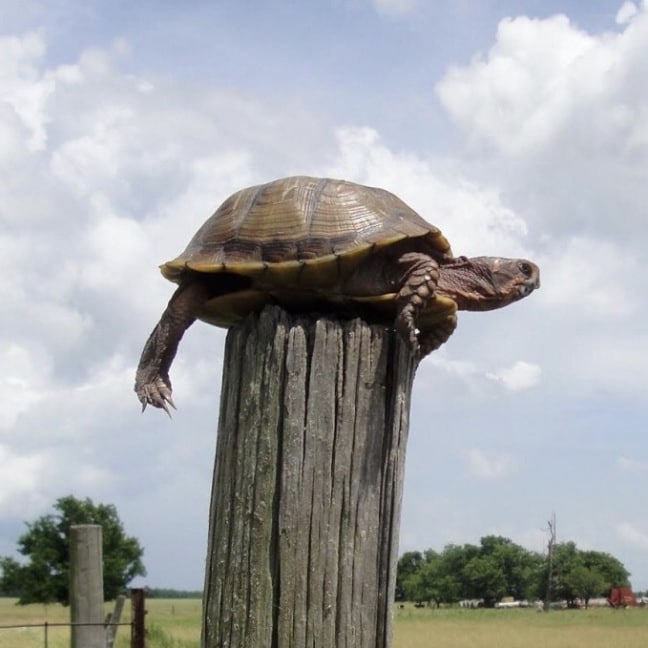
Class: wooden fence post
69,524,104,648
131,588,147,648
202,306,416,647
105,594,126,648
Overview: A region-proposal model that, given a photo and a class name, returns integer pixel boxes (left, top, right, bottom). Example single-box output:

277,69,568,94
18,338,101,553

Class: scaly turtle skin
135,176,540,413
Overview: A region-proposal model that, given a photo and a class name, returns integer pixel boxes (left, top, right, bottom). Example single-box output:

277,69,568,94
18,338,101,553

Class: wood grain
202,306,416,648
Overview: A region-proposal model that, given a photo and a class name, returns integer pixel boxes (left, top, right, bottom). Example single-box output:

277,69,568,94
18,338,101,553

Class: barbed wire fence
0,589,146,648
0,620,131,648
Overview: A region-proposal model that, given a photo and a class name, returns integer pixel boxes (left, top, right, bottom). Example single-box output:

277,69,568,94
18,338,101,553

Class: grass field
394,605,648,648
1,598,647,647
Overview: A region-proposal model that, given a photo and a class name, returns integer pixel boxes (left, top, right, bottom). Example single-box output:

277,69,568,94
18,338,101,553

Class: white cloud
536,236,638,319
436,6,648,158
426,354,480,378
370,0,416,16
418,356,541,400
0,31,52,151
0,446,46,516
487,361,541,391
79,207,149,291
617,2,638,25
0,344,50,431
49,105,139,197
464,448,518,480
617,521,648,550
616,456,647,473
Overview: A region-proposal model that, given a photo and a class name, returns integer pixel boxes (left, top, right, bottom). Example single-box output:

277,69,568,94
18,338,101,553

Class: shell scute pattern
161,177,452,285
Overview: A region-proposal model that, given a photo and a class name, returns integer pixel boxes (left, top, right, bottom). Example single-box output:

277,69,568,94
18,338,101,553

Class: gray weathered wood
69,524,105,648
105,594,125,648
202,306,416,648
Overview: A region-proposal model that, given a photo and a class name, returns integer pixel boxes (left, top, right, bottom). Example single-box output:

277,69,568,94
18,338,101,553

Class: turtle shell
161,176,454,327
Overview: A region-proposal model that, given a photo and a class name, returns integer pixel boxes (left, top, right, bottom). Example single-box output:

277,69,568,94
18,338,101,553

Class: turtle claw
160,396,177,418
159,402,173,419
136,374,176,416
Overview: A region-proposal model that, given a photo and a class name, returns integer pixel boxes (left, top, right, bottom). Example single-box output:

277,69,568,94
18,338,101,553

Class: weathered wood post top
202,307,415,647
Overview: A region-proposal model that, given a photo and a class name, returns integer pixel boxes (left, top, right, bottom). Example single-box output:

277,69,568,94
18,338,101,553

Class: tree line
0,496,145,605
397,535,631,608
0,497,636,610
147,588,203,599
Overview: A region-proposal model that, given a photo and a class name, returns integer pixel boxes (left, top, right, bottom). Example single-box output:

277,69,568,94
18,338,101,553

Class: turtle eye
519,261,533,277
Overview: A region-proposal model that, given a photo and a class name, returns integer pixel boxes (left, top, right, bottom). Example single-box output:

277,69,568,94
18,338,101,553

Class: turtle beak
520,281,536,297
520,263,540,295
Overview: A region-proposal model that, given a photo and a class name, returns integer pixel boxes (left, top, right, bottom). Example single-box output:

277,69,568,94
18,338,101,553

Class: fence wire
0,621,132,648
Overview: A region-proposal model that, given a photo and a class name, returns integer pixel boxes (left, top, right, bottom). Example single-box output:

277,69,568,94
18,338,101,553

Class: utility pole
543,512,556,612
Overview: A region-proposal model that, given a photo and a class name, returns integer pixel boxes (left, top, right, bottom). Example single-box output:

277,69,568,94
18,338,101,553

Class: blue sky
1,0,647,592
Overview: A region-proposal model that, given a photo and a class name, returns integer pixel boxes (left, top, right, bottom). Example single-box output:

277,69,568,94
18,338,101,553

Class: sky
0,0,647,592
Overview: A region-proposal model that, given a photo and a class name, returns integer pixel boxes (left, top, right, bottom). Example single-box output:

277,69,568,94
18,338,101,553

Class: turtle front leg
135,280,210,415
394,252,441,357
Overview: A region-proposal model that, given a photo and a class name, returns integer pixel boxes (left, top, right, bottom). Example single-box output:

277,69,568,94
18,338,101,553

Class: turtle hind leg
417,315,457,358
135,272,253,414
135,279,211,414
393,252,441,355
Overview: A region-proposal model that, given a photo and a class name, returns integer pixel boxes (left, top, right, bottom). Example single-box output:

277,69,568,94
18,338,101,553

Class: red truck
608,587,637,608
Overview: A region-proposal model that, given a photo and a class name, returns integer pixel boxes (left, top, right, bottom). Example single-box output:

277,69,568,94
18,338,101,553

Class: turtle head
437,256,540,312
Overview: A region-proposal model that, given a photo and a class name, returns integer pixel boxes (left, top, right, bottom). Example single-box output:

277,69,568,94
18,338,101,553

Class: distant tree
563,565,606,608
540,542,630,606
401,570,426,605
477,536,543,601
0,495,146,605
462,556,507,607
542,541,580,606
148,588,203,599
440,542,479,600
0,562,22,597
402,550,461,607
424,552,462,607
579,550,629,589
396,551,424,601
396,536,630,608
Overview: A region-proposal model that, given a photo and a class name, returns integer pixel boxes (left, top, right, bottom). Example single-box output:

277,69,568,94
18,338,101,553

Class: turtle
135,175,539,413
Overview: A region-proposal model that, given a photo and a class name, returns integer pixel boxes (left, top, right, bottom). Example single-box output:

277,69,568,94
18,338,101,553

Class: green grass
394,604,648,648
139,599,201,647
1,598,647,648
0,597,202,648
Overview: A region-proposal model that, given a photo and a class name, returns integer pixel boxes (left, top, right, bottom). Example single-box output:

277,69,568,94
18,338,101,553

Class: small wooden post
202,306,416,647
69,524,104,648
131,588,147,648
105,594,126,648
